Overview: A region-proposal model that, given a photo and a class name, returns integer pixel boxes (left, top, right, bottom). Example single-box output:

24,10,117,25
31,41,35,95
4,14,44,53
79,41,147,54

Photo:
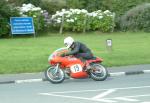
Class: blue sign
10,17,35,34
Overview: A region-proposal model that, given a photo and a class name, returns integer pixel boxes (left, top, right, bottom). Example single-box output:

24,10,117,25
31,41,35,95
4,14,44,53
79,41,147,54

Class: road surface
0,73,150,103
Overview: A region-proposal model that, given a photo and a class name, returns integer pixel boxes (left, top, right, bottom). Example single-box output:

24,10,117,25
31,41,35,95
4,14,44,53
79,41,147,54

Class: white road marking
39,93,117,103
106,94,150,99
94,99,117,103
123,94,150,98
39,86,150,103
15,79,43,83
48,85,150,94
143,70,150,73
40,93,150,103
114,97,139,102
103,94,150,102
109,72,125,76
92,89,116,99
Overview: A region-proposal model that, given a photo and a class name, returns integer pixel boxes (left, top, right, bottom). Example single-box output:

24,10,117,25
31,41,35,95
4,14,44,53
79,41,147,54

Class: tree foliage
0,0,19,37
120,3,150,32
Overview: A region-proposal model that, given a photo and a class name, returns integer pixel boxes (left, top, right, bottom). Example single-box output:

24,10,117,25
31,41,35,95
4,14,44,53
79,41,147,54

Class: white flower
74,17,77,20
76,11,81,14
98,13,103,16
70,8,73,10
98,16,103,19
19,12,23,15
22,14,28,17
56,19,61,23
19,3,43,13
97,10,102,13
87,12,98,17
57,17,61,20
33,15,37,17
66,19,74,23
81,9,88,13
66,19,70,22
67,11,73,15
41,10,44,13
52,15,56,19
66,14,71,18
20,7,30,13
70,19,74,22
104,10,111,14
56,11,59,14
32,7,41,11
22,4,26,7
62,9,66,12
27,3,34,8
92,12,97,17
58,12,64,16
87,13,93,16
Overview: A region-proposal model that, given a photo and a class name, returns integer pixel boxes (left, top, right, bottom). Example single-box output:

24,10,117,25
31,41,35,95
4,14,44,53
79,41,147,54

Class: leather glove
60,53,66,57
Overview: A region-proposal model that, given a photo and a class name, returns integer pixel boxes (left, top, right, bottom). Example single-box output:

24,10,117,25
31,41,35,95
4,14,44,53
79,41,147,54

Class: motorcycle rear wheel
90,64,108,81
45,66,65,84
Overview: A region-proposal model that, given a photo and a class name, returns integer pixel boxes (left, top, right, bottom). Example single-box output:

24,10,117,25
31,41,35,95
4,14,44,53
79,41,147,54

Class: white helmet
64,36,74,48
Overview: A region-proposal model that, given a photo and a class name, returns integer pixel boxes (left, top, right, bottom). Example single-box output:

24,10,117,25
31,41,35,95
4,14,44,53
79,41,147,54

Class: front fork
53,63,60,75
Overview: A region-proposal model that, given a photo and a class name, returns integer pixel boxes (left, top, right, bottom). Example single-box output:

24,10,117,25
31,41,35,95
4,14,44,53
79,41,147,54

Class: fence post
59,14,64,34
111,13,116,32
83,14,87,33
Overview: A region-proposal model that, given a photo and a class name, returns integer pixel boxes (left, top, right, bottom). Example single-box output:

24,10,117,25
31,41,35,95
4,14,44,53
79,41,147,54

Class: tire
45,66,65,84
90,64,108,81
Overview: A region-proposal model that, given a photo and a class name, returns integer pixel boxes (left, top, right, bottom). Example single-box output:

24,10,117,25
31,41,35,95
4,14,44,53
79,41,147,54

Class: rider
61,36,95,69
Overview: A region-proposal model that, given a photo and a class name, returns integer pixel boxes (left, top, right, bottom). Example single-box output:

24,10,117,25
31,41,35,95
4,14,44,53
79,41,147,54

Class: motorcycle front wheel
45,66,65,84
90,64,108,81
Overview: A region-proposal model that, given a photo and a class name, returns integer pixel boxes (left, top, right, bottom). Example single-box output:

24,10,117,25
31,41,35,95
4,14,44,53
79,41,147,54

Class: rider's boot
85,61,91,71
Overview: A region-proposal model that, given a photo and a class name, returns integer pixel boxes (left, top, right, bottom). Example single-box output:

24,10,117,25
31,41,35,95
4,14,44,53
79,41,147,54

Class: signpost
10,17,35,37
106,39,113,52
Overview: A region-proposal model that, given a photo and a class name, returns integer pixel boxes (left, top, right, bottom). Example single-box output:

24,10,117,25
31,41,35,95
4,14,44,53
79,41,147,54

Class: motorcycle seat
86,57,103,64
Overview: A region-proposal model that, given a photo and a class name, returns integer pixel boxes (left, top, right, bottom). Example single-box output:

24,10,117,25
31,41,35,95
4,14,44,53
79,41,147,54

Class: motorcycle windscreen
48,47,68,61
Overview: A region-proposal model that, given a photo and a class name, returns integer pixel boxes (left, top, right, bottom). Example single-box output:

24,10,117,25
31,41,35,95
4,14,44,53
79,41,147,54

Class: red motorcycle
45,48,108,84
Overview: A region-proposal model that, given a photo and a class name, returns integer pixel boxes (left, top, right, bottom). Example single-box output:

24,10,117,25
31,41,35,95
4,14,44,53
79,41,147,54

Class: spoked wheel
45,66,65,84
90,63,108,81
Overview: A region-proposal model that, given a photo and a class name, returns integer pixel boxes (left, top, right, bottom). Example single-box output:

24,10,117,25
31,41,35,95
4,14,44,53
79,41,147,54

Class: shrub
17,3,51,32
51,9,115,32
87,10,115,32
97,0,150,30
0,18,10,37
51,9,88,32
0,0,19,37
40,0,66,14
8,0,42,7
120,3,150,32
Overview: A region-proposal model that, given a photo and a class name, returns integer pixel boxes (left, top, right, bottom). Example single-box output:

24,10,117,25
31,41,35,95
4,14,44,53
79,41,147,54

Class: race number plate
70,64,82,73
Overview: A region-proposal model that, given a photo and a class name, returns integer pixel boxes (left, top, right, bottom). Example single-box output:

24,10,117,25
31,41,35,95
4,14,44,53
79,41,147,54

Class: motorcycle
45,48,108,84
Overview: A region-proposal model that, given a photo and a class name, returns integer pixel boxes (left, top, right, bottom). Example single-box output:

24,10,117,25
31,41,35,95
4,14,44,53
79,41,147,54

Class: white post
59,14,64,34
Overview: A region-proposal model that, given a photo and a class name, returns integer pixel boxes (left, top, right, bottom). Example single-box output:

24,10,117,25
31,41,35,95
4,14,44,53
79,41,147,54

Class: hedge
120,3,150,32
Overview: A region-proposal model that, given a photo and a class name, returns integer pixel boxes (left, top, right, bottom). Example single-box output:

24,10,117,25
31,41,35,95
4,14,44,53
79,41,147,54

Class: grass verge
0,32,150,74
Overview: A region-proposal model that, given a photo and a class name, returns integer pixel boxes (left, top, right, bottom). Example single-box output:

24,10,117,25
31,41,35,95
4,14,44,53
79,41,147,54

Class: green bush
18,4,49,33
120,3,150,32
51,9,115,32
8,0,42,6
66,0,104,12
0,18,9,37
87,10,115,32
40,0,66,14
0,0,19,37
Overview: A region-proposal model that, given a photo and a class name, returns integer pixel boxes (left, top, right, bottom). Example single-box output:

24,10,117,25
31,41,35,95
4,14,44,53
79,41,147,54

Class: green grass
0,32,150,74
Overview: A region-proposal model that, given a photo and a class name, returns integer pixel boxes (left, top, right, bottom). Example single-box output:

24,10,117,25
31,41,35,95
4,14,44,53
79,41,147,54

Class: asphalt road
0,73,150,103
0,64,150,82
